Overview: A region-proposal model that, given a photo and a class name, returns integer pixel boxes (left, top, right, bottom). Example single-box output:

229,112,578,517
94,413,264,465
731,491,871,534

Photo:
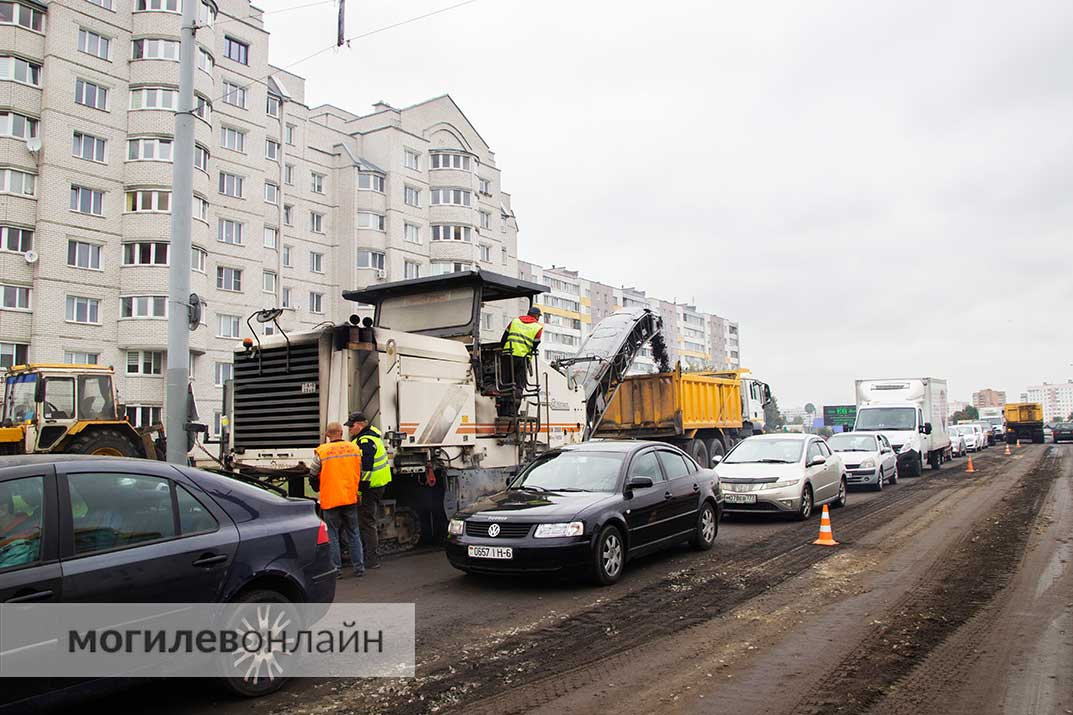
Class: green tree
951,405,979,423
764,393,786,430
817,426,834,438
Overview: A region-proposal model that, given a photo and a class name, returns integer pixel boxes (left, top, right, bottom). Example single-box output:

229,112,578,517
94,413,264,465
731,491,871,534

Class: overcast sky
256,0,1073,409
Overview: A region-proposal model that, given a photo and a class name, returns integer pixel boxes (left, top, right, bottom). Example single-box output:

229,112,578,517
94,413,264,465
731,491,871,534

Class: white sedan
947,429,967,458
827,432,898,491
954,425,981,452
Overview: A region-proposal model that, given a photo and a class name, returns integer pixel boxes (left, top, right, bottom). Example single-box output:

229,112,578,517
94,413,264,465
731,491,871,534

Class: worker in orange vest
309,421,364,577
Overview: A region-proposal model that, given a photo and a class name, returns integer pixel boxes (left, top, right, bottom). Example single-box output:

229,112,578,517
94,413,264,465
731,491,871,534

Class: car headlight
759,478,799,490
447,519,465,536
859,458,875,469
534,522,584,538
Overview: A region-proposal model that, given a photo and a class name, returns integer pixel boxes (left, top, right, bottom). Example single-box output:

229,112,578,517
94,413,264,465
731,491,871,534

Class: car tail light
316,521,329,545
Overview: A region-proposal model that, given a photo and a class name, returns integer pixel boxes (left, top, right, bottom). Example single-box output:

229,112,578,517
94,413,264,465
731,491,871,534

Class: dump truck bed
596,368,743,438
1004,403,1043,425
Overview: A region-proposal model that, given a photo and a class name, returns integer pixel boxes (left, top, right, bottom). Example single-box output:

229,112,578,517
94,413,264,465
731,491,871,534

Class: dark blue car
0,455,336,708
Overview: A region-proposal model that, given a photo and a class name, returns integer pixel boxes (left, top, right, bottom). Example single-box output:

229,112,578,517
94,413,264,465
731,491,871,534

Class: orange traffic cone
966,455,976,473
1004,442,1011,456
812,504,838,546
1016,438,1022,449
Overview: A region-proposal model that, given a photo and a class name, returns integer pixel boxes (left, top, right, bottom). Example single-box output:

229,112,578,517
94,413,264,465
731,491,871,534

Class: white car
947,429,966,457
954,425,980,452
827,432,898,491
714,433,847,520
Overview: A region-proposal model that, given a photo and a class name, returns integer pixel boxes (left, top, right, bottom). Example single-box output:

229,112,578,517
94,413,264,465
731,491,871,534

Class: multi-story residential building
0,0,520,435
972,388,1006,408
1024,381,1073,422
947,399,969,418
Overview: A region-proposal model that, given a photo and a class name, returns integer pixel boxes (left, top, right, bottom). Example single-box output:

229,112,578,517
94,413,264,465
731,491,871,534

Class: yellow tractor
0,364,163,458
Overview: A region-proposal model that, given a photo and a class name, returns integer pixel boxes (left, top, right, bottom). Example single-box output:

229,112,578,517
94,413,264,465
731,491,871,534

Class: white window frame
282,245,293,268
404,185,421,207
310,211,324,234
264,181,279,204
266,94,280,117
479,244,491,263
404,149,420,170
69,184,104,215
0,111,38,140
67,239,103,270
262,270,277,293
0,168,34,196
63,350,99,365
217,171,244,198
120,295,167,319
125,189,170,213
265,139,280,161
0,56,41,86
0,225,32,253
191,246,206,272
129,86,177,111
431,225,472,242
357,173,384,192
404,223,421,244
126,350,163,376
77,28,110,59
131,37,180,61
74,77,107,109
357,212,385,231
283,163,295,185
308,291,324,314
123,241,168,266
263,226,278,249
213,361,233,386
223,35,249,65
193,194,209,222
309,251,323,274
220,125,246,153
404,260,420,280
217,218,244,245
1,283,30,311
66,295,100,324
356,250,385,271
429,187,472,207
221,80,247,108
311,172,325,194
127,137,173,162
217,313,241,339
216,265,242,292
430,152,472,170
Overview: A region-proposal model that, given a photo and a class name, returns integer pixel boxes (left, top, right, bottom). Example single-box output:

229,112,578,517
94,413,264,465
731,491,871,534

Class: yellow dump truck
1003,402,1044,444
595,365,771,467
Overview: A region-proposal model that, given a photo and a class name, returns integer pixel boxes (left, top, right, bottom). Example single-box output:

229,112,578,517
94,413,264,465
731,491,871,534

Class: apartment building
1024,381,1073,423
971,388,1006,408
0,0,520,433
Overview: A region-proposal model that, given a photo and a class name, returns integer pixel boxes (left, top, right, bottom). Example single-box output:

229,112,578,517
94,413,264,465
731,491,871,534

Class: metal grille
464,521,533,538
233,340,321,450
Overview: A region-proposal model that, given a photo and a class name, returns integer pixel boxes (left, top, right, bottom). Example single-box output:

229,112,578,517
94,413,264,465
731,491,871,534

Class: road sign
823,405,857,428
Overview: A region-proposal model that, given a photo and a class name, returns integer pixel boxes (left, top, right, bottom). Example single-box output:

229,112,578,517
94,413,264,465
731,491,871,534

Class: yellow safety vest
504,317,542,357
355,426,392,488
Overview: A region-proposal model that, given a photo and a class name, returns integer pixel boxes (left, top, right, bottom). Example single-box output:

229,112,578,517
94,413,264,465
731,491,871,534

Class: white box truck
853,377,952,477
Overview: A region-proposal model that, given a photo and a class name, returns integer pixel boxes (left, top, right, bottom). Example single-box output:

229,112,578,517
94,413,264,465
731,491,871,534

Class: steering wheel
42,401,68,420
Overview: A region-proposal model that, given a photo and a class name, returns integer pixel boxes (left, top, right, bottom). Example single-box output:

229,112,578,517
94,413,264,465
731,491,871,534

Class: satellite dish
25,137,41,155
23,250,38,264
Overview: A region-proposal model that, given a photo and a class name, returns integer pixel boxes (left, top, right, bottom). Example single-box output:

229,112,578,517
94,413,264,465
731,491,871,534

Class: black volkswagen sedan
445,442,722,585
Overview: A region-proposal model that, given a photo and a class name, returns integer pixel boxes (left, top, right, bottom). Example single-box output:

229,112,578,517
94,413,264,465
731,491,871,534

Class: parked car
947,428,966,458
826,432,897,491
445,442,721,585
1053,422,1073,443
714,434,847,520
954,425,981,452
1044,424,1055,441
0,455,336,709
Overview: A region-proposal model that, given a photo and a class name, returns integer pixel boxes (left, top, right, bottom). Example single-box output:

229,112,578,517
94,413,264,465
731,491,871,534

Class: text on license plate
724,493,757,504
468,545,513,560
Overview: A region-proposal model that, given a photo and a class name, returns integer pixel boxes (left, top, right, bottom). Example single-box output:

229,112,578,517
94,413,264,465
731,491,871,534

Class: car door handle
664,491,673,500
5,590,54,603
192,553,228,568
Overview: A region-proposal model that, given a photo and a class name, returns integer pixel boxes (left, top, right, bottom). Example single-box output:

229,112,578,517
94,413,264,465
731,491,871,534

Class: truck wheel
930,451,941,471
64,428,143,457
687,439,709,469
706,438,726,464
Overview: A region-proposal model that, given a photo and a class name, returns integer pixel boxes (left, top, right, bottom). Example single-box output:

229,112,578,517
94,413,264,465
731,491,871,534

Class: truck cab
853,403,933,477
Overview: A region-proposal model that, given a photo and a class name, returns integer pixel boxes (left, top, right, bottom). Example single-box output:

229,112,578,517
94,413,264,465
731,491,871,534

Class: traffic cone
812,504,838,546
966,455,976,473
1004,442,1011,456
1016,438,1022,449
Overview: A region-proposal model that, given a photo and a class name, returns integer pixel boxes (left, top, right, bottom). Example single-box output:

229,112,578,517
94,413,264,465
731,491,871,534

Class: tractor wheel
64,428,143,457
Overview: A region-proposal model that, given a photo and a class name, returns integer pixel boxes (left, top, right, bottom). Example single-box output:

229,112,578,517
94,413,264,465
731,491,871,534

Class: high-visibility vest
356,426,392,488
504,317,542,357
313,440,361,510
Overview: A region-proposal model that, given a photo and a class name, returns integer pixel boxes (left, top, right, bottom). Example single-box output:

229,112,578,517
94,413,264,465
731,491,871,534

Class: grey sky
257,0,1073,409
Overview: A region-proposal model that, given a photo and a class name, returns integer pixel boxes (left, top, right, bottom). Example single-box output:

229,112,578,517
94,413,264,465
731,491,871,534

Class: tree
764,393,786,430
817,426,834,438
951,406,979,423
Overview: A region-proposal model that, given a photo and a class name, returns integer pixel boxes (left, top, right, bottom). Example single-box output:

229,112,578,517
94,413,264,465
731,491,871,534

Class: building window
131,37,179,61
197,46,214,73
0,111,37,140
308,292,324,314
357,212,385,231
63,350,98,365
123,241,168,265
404,149,420,170
356,250,385,270
283,164,295,185
281,286,292,307
404,261,420,280
357,173,384,192
404,186,421,207
86,0,113,9
0,342,27,368
309,251,323,274
265,139,280,161
220,126,245,152
221,80,247,108
404,223,421,244
217,313,241,338
311,173,325,193
217,218,244,245
66,295,100,323
193,194,209,222
223,36,248,64
266,94,280,117
70,185,104,215
125,405,162,428
284,123,296,145
283,204,293,225
191,246,206,272
478,177,491,195
479,210,491,229
197,0,215,26
263,226,278,249
126,350,163,375
129,86,177,110
1,283,30,310
262,270,277,293
264,181,279,204
282,245,293,267
193,143,209,171
67,240,102,270
193,94,211,122
77,28,110,59
0,56,41,86
501,247,508,264
216,266,242,292
125,189,170,212
0,2,44,30
0,169,34,196
135,0,179,10
127,137,172,162
217,171,244,198
429,188,472,206
429,262,471,276
479,244,491,262
430,152,472,170
310,212,324,233
431,225,471,242
213,361,233,386
121,295,166,318
0,225,32,253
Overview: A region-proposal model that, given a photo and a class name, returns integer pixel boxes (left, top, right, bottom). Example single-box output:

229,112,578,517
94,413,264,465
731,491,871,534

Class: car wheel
795,485,813,521
889,465,898,485
873,470,884,491
832,476,848,508
220,589,297,698
591,525,625,586
691,502,717,551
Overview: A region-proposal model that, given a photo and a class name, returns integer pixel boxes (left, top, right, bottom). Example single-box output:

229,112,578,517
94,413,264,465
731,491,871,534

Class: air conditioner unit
375,269,386,280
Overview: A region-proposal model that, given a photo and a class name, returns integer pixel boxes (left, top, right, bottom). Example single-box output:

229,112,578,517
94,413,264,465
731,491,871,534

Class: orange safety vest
313,440,362,510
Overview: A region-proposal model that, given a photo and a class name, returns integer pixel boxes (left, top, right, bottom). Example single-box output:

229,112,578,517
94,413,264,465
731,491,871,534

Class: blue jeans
323,504,364,574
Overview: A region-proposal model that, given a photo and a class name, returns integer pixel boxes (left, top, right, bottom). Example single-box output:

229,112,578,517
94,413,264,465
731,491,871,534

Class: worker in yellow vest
346,411,392,570
501,306,544,399
309,421,364,577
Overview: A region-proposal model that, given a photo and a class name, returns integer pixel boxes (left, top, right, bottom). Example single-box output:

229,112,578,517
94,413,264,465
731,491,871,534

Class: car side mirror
807,455,826,467
711,455,723,465
923,422,933,435
626,476,655,491
34,378,45,404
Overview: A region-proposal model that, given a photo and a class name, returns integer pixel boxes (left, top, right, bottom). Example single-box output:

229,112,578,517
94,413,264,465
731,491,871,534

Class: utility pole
165,0,198,464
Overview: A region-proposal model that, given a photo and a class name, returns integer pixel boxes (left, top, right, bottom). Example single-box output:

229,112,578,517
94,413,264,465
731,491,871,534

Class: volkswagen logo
487,523,500,537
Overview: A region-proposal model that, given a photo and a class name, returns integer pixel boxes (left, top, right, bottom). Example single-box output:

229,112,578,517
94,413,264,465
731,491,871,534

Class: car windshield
512,451,625,492
855,407,916,431
723,439,804,464
827,434,877,452
2,373,36,422
955,426,976,435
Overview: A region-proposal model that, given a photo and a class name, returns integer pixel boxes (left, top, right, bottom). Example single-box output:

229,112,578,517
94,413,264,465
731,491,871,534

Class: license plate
725,493,757,504
467,545,513,560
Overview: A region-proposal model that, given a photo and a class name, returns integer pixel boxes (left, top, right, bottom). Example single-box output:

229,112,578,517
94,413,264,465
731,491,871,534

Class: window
86,0,113,9
283,204,293,225
357,212,385,231
129,86,177,110
263,226,278,249
404,186,421,207
135,0,179,10
216,266,242,292
213,361,233,386
266,94,280,117
217,218,244,244
264,181,278,204
0,111,37,140
66,295,100,324
0,2,44,30
223,36,248,64
309,251,323,273
265,139,280,161
404,261,420,280
281,286,292,307
404,223,420,244
282,245,292,267
0,225,32,253
430,152,471,170
310,212,324,233
262,270,277,293
0,477,44,568
357,173,384,192
221,80,246,108
193,143,208,171
311,173,325,193
431,225,472,242
191,246,206,272
1,342,28,367
78,28,110,59
480,210,491,229
480,312,493,331
197,47,214,73
429,188,472,206
308,291,323,314
64,350,98,365
127,137,173,162
429,262,471,276
283,164,295,185
217,313,241,338
126,350,162,375
74,78,110,109
284,123,296,145
1,283,29,310
0,56,41,86
67,472,175,555
478,177,491,195
356,250,385,270
125,189,169,212
131,38,179,61
124,406,162,428
629,450,664,481
220,126,245,152
479,244,491,262
70,185,104,215
0,169,34,196
123,241,168,265
404,149,420,170
193,195,209,222
197,0,215,26
218,169,245,196
193,94,211,122
656,450,693,478
177,485,218,534
67,240,102,270
121,295,166,318
70,132,106,163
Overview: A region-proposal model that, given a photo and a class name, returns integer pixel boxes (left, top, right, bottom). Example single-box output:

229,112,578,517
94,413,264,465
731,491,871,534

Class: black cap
344,411,368,426
527,306,542,318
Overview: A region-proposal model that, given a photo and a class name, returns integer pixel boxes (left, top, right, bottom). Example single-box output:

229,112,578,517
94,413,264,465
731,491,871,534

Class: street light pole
165,0,198,464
